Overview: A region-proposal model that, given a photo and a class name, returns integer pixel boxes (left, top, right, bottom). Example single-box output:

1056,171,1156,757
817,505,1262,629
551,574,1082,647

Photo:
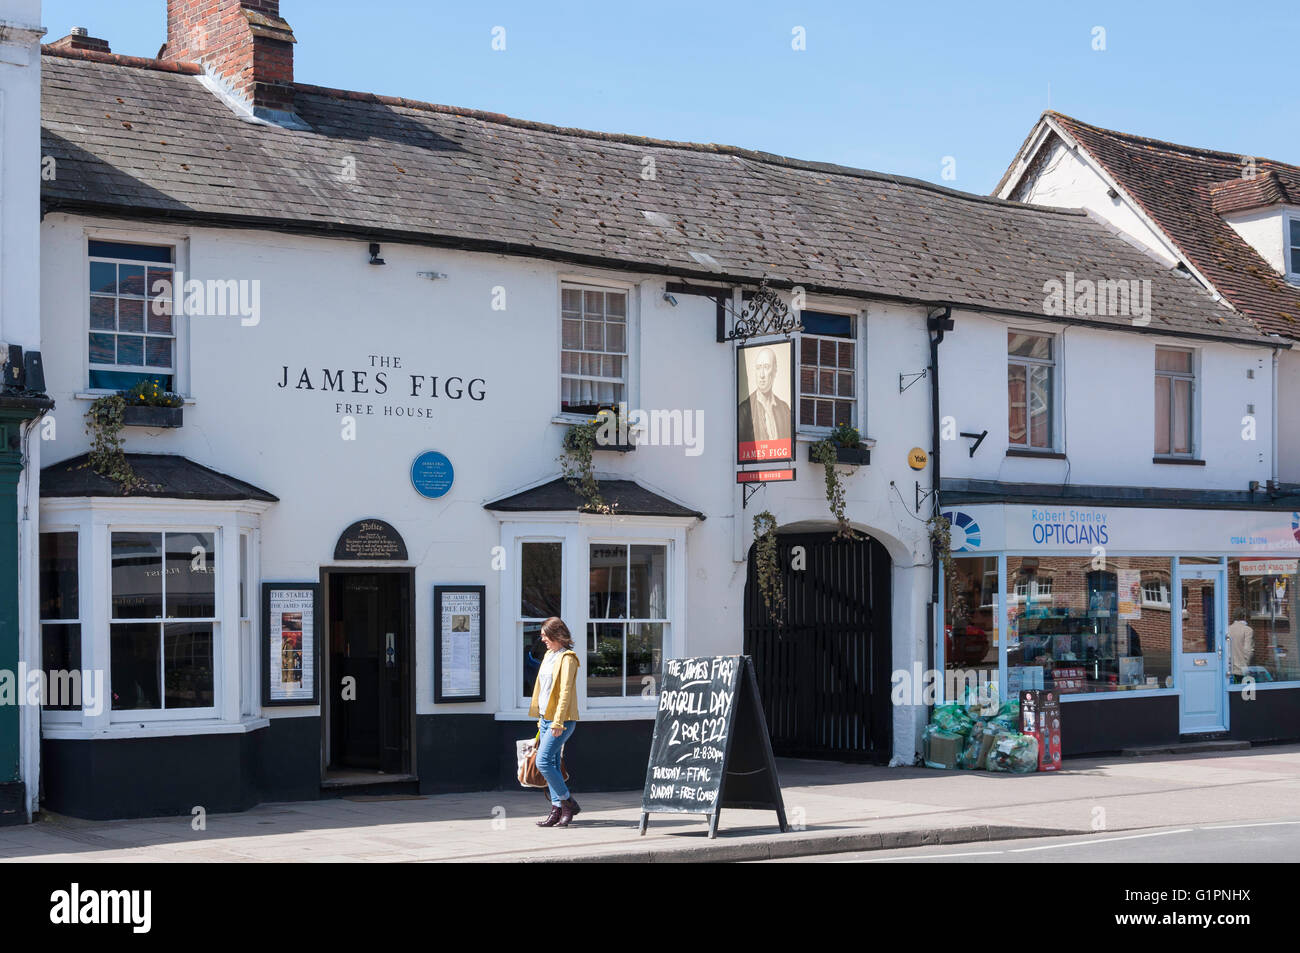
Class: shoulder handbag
516,730,571,788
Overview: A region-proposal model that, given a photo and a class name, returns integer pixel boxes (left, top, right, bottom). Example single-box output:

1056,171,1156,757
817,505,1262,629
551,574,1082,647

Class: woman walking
529,617,581,827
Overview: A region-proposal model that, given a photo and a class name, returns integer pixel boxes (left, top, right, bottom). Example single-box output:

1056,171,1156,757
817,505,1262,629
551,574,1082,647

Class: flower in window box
121,378,183,408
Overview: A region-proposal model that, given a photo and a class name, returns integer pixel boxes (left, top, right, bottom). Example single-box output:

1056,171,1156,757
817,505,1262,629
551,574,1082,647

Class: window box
121,404,183,429
807,443,869,466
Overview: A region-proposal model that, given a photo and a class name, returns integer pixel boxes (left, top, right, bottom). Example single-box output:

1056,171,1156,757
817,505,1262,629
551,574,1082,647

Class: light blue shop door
1178,565,1226,733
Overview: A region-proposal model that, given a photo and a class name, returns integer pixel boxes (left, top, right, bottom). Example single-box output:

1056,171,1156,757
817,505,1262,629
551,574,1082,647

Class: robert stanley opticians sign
276,351,487,419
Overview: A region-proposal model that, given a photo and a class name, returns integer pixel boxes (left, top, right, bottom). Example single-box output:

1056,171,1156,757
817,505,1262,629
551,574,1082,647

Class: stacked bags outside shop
922,699,1039,773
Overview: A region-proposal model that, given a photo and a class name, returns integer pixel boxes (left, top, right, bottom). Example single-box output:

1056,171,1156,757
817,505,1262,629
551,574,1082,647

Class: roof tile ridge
41,45,202,75
1048,110,1298,172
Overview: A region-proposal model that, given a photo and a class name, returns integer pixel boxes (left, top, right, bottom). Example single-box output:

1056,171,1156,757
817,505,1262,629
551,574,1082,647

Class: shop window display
1226,558,1299,683
1007,556,1172,694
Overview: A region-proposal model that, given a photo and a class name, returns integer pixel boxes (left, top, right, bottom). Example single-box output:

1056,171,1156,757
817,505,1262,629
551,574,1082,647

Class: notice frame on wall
434,584,486,703
262,582,321,706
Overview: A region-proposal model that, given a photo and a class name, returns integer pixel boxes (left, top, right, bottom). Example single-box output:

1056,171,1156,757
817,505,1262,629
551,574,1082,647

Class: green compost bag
957,729,986,769
988,699,1021,733
932,703,973,737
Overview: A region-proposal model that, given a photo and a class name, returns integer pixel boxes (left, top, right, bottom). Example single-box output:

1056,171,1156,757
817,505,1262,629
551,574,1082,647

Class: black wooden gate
743,532,892,763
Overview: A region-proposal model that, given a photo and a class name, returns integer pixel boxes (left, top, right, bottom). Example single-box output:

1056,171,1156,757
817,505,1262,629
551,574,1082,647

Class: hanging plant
927,512,957,609
811,438,858,541
753,510,785,622
558,417,616,515
82,395,149,494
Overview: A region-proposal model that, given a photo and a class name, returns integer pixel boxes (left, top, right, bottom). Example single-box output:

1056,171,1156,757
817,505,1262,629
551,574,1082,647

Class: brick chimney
48,27,112,54
161,0,297,119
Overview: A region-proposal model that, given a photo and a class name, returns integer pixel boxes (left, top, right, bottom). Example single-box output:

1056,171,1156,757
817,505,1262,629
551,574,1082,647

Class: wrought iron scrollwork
724,281,804,342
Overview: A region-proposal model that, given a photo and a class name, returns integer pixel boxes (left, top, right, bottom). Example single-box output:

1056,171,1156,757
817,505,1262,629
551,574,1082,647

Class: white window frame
585,539,671,704
38,497,270,738
1154,345,1198,458
495,514,690,720
1286,212,1300,280
1007,329,1057,451
557,276,638,421
1141,573,1172,609
83,226,192,398
794,304,862,436
37,526,85,725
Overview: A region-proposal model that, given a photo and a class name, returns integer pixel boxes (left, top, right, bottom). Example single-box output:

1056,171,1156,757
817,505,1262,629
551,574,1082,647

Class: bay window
39,532,81,711
518,540,563,699
110,531,217,712
587,543,667,698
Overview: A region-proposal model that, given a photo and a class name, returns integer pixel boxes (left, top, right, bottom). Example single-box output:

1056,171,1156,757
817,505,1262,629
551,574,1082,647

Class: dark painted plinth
41,716,321,820
1061,693,1180,756
1229,687,1300,744
416,714,653,795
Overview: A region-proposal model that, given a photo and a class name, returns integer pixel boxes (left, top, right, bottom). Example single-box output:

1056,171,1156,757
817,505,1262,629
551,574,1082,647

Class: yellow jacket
528,649,580,730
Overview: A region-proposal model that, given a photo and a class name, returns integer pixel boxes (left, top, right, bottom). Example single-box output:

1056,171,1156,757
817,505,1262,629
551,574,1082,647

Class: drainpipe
1272,347,1280,485
926,307,954,705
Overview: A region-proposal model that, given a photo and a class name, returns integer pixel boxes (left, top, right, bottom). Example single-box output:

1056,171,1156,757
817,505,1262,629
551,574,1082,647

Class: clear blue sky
43,0,1300,192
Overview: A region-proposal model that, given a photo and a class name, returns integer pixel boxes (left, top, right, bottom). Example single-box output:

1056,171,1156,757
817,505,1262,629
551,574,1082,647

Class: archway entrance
744,531,892,763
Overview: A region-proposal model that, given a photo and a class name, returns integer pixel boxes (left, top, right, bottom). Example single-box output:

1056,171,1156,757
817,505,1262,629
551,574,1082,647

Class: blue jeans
537,718,576,805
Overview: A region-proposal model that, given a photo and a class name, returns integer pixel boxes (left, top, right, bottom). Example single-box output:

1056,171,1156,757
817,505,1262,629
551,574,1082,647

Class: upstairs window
1008,331,1054,450
1289,218,1300,277
797,310,856,430
561,284,627,415
1155,347,1195,457
88,240,175,392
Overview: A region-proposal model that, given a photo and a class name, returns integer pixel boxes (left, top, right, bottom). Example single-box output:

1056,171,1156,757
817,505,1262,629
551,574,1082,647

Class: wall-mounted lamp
663,291,678,307
369,243,386,265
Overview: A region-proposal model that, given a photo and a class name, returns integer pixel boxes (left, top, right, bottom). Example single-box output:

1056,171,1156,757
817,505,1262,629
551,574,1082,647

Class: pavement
3,744,1299,863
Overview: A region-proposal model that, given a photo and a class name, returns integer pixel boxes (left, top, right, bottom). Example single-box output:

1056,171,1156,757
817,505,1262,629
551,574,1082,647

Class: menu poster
1118,569,1142,620
434,585,485,703
262,583,320,706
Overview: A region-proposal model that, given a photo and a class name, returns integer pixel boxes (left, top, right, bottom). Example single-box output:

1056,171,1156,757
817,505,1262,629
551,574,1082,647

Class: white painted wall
38,214,940,763
940,309,1274,490
1004,136,1181,268
1280,350,1300,483
1222,207,1291,276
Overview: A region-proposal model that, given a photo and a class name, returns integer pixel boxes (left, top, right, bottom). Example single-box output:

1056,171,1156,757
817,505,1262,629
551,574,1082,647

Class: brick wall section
160,0,295,113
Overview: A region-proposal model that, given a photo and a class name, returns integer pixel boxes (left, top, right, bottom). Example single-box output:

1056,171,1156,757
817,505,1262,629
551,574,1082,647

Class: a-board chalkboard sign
640,655,787,838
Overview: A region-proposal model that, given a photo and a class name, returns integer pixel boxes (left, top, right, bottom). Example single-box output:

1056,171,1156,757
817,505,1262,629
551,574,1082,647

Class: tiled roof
484,478,703,519
1009,111,1300,339
43,453,278,501
38,50,1267,343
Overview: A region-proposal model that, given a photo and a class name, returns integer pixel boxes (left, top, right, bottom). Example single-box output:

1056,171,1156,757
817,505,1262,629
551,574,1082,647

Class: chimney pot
70,26,88,36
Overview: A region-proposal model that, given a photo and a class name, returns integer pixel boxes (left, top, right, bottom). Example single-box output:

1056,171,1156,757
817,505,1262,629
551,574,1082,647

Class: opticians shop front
938,486,1300,754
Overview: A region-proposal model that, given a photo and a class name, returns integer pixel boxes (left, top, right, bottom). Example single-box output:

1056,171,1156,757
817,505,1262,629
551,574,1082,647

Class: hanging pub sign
333,519,408,561
736,339,795,465
262,583,321,706
640,655,787,839
434,585,486,703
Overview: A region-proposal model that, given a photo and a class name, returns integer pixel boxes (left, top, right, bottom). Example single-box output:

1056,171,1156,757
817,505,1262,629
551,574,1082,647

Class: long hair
541,617,574,649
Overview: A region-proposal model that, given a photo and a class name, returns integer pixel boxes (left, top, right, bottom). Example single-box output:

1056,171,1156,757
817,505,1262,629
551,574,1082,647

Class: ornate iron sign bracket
723,281,804,342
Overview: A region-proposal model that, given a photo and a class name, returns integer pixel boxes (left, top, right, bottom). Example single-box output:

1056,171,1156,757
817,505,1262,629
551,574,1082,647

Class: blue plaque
411,450,454,499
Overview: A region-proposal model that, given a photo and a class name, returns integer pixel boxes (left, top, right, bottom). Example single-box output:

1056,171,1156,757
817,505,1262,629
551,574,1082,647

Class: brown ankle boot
556,799,576,827
536,806,561,827
567,796,580,817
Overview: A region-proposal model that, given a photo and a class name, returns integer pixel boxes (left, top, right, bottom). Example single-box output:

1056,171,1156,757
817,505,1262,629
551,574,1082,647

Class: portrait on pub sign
736,339,795,464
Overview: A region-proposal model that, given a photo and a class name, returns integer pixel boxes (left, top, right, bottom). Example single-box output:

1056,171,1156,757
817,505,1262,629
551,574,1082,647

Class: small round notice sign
411,450,454,499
